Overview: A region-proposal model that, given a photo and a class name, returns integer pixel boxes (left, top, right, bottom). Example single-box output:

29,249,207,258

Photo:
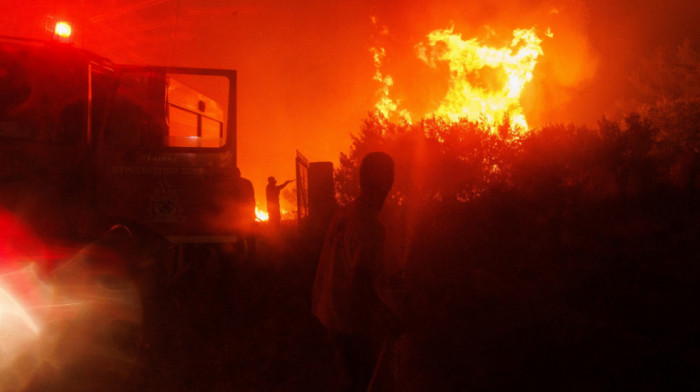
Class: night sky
2,0,698,212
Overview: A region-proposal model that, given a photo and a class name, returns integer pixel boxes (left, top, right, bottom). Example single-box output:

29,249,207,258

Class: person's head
268,176,276,185
359,152,394,210
234,167,241,178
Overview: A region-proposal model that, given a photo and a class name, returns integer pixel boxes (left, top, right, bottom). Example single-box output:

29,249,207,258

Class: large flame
371,46,412,124
374,26,546,133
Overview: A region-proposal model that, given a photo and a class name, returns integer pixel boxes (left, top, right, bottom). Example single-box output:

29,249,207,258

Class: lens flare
0,223,143,390
0,282,40,334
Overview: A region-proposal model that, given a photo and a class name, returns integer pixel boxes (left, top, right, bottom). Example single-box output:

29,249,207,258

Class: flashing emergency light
54,21,72,42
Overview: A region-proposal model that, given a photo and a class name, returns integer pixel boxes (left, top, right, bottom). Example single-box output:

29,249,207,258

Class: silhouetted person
232,167,256,256
265,176,293,229
312,152,401,392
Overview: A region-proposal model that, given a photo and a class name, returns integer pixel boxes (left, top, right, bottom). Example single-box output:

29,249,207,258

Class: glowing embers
373,26,546,134
255,206,269,222
255,206,292,222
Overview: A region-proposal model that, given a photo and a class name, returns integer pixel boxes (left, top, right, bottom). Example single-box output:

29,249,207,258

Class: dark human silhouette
232,167,256,256
265,176,293,228
311,151,401,392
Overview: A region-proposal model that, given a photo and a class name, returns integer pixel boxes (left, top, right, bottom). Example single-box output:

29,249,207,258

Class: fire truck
0,23,258,386
0,29,243,247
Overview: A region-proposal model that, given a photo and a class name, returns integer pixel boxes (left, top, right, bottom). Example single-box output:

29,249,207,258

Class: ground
11,217,700,391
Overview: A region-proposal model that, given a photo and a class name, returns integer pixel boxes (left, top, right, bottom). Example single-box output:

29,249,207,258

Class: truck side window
106,97,164,148
103,71,228,149
1,46,89,145
0,56,31,116
165,75,227,148
105,71,167,148
0,54,37,140
54,100,86,145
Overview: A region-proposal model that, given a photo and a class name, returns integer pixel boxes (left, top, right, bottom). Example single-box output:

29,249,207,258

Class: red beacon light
53,21,72,43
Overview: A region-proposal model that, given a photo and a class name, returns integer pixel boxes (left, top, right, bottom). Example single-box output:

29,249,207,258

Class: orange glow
375,26,546,134
54,21,72,40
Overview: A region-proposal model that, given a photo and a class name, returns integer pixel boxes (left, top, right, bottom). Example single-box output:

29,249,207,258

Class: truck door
95,66,238,242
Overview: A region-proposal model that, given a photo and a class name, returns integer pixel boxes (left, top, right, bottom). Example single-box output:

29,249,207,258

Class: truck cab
0,36,241,243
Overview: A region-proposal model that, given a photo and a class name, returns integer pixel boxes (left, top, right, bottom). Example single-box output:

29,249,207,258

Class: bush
334,104,700,389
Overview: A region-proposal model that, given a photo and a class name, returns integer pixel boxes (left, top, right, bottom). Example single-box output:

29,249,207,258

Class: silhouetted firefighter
312,152,402,392
265,176,293,229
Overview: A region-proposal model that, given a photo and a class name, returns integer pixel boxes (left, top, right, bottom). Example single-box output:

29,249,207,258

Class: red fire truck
0,24,254,387
0,30,243,246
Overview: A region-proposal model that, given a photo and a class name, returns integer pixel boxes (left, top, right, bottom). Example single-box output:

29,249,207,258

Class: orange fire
255,206,269,222
371,46,412,124
255,206,293,222
373,26,547,134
